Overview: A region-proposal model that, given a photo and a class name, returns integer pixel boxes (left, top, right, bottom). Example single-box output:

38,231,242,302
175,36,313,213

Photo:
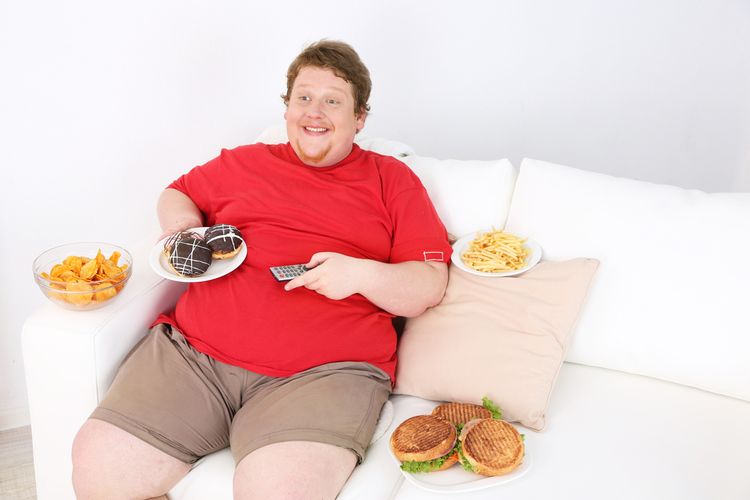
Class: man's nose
306,100,324,118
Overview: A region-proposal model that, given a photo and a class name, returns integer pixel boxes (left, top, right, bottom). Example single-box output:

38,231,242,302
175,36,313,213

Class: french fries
461,229,529,273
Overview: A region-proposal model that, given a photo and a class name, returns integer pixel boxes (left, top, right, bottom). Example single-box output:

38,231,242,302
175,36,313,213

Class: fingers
305,252,332,269
284,272,318,292
158,218,203,243
157,228,189,242
157,231,176,242
283,252,342,293
284,275,305,291
284,253,330,290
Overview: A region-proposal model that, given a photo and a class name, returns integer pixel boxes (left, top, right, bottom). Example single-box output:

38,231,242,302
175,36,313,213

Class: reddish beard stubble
293,137,334,166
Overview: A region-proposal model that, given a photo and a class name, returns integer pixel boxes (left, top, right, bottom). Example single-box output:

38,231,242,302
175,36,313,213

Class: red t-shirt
153,143,452,382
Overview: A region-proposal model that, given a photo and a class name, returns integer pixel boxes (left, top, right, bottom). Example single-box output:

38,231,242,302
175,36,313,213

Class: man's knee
72,419,190,500
234,441,357,500
71,419,103,496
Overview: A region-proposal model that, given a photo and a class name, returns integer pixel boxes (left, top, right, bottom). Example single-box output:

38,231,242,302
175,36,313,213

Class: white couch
23,134,750,500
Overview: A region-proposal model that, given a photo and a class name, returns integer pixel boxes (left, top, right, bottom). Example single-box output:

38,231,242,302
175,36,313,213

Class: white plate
451,231,542,277
389,439,532,493
148,227,247,283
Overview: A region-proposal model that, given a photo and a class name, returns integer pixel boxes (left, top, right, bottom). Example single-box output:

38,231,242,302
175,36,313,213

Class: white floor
0,426,36,500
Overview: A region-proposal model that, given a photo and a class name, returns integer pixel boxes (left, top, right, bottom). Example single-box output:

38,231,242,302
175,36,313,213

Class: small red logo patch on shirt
423,251,444,262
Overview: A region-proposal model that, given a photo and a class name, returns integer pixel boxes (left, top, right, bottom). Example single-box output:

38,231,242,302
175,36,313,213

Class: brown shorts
91,324,392,465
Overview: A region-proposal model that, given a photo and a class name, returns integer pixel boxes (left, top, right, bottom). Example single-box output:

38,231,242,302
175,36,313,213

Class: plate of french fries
452,229,542,277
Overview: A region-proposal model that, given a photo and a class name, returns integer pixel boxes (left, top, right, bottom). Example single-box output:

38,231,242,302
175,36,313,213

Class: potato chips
39,249,129,307
461,229,530,273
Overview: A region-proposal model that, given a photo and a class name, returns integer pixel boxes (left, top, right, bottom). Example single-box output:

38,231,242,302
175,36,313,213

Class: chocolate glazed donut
204,224,244,259
164,232,213,277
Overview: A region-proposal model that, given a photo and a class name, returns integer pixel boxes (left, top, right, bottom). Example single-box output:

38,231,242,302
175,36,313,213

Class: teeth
305,127,326,132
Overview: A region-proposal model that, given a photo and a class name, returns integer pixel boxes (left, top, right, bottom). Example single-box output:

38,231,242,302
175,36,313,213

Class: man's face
285,66,366,167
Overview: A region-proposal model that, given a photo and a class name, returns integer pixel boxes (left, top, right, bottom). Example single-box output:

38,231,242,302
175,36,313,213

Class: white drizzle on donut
204,224,244,252
164,232,212,276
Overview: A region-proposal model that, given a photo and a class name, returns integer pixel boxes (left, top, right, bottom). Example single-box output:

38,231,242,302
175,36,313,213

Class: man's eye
298,96,310,102
326,99,340,105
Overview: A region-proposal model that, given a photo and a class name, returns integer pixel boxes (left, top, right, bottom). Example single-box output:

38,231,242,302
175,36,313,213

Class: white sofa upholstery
23,136,750,500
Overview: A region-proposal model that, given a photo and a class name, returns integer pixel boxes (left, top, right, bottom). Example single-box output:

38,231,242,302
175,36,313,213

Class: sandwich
431,396,502,429
390,415,459,472
457,418,525,476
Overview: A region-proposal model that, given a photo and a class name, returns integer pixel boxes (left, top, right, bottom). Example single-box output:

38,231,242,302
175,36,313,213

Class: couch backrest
401,155,516,238
505,158,750,402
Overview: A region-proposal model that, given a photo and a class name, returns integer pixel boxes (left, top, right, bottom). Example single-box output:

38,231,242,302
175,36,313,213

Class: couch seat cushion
392,363,750,500
170,362,750,500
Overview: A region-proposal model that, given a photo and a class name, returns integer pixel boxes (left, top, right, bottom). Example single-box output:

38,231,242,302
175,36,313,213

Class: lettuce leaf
482,396,502,420
456,440,476,473
400,452,452,473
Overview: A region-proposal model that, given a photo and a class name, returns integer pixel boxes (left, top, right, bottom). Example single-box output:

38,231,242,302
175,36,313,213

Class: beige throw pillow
394,258,599,431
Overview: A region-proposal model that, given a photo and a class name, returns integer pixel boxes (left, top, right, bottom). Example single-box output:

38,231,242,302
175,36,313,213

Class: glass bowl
32,242,133,311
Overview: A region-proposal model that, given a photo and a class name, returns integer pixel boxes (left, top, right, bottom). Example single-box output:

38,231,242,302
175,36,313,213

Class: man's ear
355,109,368,133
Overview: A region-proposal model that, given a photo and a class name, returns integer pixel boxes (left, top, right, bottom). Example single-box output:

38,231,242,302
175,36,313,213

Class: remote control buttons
270,264,309,282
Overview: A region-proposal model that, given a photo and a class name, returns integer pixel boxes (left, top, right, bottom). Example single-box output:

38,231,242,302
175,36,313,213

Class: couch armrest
22,242,186,500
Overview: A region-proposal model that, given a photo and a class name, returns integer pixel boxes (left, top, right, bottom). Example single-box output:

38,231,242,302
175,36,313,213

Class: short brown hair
282,40,371,115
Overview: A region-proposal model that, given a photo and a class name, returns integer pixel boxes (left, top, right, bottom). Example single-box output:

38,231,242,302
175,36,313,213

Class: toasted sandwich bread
390,415,458,472
458,418,524,476
432,402,492,427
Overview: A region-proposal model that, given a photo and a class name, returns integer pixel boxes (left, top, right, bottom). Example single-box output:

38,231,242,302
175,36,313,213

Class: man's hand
283,252,448,316
157,216,203,241
284,252,368,300
157,188,204,241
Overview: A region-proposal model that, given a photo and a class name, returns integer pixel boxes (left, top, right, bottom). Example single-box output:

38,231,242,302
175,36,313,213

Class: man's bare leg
233,441,357,500
72,419,191,500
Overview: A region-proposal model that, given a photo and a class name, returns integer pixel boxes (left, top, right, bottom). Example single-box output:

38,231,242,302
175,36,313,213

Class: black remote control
269,264,308,282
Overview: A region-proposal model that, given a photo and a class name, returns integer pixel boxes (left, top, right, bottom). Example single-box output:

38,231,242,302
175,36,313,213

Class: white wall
1,0,748,429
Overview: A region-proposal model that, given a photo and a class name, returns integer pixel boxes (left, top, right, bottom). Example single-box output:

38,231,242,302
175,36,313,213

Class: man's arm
284,252,448,317
156,188,204,238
